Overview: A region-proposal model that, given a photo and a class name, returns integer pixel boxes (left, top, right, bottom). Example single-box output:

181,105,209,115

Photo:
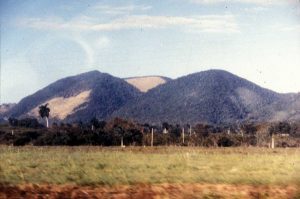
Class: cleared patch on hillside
125,76,168,92
28,90,91,120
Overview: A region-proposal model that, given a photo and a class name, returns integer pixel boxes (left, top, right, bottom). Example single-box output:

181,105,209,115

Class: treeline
0,117,300,147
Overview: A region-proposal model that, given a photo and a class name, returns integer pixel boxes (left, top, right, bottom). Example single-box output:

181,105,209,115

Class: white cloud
94,37,110,48
73,36,95,67
244,6,269,13
70,35,111,68
93,4,152,15
18,14,240,33
272,24,300,32
296,6,300,15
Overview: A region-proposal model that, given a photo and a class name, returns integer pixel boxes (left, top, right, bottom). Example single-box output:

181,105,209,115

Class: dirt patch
0,184,299,199
28,90,91,120
126,76,167,92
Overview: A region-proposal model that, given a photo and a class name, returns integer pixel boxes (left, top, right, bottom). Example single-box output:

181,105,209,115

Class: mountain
4,69,300,125
113,70,300,124
125,76,171,92
6,71,141,122
0,103,16,115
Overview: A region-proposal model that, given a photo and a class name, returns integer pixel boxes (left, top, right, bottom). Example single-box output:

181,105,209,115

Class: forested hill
3,69,300,124
114,70,300,124
6,71,141,122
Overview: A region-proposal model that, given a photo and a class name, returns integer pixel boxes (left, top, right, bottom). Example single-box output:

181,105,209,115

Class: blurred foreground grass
0,146,299,186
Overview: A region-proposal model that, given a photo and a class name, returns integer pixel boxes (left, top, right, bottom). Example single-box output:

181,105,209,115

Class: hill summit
114,70,300,124
7,71,141,122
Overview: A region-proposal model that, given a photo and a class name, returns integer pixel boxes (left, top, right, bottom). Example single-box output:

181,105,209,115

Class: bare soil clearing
1,184,299,199
125,76,167,92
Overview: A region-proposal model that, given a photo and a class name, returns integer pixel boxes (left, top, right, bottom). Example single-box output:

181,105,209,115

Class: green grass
0,146,299,186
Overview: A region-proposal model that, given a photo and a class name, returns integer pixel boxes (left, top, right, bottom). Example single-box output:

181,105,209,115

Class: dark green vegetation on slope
115,70,300,124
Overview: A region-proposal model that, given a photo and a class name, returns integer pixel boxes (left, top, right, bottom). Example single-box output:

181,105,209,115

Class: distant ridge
3,69,300,124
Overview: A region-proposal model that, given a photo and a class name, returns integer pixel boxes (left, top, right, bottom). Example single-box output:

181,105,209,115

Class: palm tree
39,103,50,128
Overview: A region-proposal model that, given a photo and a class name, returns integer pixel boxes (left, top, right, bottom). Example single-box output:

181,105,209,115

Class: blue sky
1,0,300,103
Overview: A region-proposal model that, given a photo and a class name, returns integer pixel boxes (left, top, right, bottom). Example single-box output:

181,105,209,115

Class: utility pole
121,136,124,148
256,131,259,147
182,127,185,144
271,134,275,149
151,128,154,147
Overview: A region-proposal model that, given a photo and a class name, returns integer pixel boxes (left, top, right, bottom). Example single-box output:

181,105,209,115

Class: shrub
34,131,70,145
13,131,42,146
217,136,235,147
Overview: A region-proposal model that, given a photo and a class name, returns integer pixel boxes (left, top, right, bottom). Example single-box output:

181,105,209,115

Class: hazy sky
1,0,300,103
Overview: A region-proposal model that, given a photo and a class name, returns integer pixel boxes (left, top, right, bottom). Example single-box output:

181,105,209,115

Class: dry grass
0,146,299,186
1,146,300,198
28,90,91,120
125,76,167,92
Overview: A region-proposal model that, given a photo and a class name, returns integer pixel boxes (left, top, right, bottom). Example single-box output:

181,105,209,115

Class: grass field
0,146,300,186
1,146,300,198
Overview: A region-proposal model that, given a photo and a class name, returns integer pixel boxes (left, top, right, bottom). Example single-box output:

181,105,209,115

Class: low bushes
0,118,299,147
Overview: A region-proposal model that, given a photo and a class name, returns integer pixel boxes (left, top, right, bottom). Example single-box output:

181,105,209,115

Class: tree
18,118,40,128
90,117,106,130
8,117,19,127
105,118,140,147
114,126,125,147
162,122,170,130
90,117,99,130
39,104,50,128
